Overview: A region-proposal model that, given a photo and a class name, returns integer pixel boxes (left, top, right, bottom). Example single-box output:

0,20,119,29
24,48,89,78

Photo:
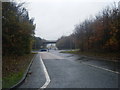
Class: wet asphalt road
51,50,120,73
18,50,119,88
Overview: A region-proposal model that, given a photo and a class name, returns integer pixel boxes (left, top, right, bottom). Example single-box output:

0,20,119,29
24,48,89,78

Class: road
18,50,119,88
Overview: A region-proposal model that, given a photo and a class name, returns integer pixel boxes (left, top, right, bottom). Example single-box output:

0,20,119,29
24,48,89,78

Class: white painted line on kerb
82,62,120,74
39,53,51,89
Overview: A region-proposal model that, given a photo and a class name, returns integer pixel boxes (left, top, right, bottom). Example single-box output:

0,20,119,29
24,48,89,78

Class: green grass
2,53,35,88
32,49,40,51
2,71,24,88
60,50,79,54
31,52,38,54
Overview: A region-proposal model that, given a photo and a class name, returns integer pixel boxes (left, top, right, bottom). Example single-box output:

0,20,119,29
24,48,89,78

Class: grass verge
60,50,120,61
32,49,40,51
2,71,24,88
60,50,79,54
2,53,36,88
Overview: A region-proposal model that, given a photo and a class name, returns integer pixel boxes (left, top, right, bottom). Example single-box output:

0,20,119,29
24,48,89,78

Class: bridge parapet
43,40,57,44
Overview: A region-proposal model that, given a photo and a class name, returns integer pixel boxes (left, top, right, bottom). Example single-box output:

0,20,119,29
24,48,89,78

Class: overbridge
43,40,57,44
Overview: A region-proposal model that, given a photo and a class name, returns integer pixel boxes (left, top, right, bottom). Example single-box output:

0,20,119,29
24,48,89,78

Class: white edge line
39,53,51,89
82,62,120,74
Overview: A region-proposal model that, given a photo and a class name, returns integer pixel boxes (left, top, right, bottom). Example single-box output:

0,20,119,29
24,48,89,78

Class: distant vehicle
40,49,48,52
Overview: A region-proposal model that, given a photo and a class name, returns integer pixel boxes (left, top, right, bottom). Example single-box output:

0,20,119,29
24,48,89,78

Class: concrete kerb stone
9,53,38,89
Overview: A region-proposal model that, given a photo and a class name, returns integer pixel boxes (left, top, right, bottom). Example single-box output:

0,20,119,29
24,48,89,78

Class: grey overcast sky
24,0,119,40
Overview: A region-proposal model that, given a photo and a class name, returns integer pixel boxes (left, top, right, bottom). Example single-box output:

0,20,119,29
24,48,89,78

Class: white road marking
82,62,120,74
39,53,51,89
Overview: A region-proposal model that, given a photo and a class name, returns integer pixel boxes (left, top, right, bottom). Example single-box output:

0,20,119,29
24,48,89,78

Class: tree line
32,37,47,50
56,3,120,53
56,35,75,50
2,2,36,56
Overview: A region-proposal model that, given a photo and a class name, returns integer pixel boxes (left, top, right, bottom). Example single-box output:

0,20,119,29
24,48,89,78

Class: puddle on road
77,56,86,60
66,55,74,57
